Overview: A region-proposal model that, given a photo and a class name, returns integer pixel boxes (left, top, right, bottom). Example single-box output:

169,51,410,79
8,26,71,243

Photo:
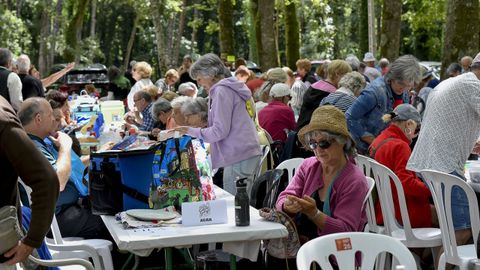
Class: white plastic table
101,187,287,270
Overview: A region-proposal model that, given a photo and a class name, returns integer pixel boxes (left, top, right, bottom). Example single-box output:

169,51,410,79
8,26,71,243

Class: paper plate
125,209,177,221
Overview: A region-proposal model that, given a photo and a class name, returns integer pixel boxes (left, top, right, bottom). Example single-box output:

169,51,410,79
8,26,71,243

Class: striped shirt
320,88,356,113
407,72,480,175
290,79,308,111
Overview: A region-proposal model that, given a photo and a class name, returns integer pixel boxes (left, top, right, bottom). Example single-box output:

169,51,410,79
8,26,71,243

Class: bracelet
308,209,321,220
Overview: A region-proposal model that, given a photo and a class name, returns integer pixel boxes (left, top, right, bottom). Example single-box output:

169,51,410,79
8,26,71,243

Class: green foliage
300,0,335,59
402,0,446,60
79,37,105,64
0,9,32,55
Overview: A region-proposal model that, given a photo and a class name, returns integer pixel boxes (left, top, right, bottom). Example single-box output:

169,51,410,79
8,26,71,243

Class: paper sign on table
181,199,227,226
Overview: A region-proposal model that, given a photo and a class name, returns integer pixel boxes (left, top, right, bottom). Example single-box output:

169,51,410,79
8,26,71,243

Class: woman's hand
288,195,318,218
151,128,161,138
283,195,303,215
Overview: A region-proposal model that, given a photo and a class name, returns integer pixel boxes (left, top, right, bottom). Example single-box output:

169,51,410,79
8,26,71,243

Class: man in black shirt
16,55,44,100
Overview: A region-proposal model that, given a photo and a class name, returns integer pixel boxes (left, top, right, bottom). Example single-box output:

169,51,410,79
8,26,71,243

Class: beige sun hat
297,105,353,148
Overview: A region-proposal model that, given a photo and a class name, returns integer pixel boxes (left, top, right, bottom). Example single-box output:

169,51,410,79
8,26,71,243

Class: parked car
419,61,441,80
246,61,263,78
52,64,109,95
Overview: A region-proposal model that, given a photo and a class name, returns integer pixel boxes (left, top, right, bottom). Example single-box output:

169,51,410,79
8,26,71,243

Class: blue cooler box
89,148,157,215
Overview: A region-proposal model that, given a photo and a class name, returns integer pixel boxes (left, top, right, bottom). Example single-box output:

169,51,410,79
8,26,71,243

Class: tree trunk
331,0,343,58
123,14,139,73
284,0,299,70
173,0,187,67
442,0,479,79
248,0,258,63
64,0,90,63
191,8,198,55
16,0,22,16
48,0,63,72
90,0,96,37
38,0,52,77
359,0,369,57
218,0,234,59
380,0,401,61
150,0,168,75
258,0,278,70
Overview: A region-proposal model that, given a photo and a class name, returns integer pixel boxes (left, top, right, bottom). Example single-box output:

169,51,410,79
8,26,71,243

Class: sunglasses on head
308,139,333,150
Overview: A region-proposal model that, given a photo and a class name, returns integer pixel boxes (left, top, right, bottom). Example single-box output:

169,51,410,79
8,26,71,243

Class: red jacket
258,101,296,142
369,124,432,228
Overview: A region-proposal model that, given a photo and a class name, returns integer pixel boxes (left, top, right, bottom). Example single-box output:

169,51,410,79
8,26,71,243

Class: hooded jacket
296,80,336,131
188,77,261,169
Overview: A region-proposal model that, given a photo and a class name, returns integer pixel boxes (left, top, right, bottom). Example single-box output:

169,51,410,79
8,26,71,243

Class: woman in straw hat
275,105,368,243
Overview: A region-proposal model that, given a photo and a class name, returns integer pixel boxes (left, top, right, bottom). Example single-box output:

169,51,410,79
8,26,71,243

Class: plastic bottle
235,178,250,226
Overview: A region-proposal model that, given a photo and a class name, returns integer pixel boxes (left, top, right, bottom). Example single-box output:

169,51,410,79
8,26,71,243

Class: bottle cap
236,178,248,188
129,127,136,135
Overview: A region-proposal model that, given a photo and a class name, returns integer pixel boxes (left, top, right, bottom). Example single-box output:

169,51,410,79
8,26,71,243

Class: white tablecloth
101,187,287,261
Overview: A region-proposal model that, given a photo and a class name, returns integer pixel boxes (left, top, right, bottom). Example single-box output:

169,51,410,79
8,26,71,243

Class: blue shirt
28,134,80,214
139,102,154,131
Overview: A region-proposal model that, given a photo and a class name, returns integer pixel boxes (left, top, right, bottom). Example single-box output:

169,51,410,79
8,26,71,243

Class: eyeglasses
133,98,142,103
308,139,333,150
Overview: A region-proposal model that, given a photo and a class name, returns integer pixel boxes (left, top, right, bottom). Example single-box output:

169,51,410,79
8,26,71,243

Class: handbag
0,206,23,255
258,207,301,259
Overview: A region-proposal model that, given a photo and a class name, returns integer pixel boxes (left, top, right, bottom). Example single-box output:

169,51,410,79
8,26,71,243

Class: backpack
259,207,301,259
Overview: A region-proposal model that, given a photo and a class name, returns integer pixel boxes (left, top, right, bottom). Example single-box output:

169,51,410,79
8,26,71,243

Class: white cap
472,52,480,65
363,52,376,62
269,83,291,98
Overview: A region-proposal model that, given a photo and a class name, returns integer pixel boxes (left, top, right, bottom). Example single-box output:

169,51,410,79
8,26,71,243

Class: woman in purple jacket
175,53,262,195
276,105,368,243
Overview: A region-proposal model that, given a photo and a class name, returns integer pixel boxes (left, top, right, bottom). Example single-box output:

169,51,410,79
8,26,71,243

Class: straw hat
297,105,353,147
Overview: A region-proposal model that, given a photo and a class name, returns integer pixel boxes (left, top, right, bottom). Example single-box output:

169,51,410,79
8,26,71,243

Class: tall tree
150,0,168,74
441,0,479,79
38,0,52,77
284,0,299,70
49,0,64,70
258,0,278,70
64,0,90,63
90,0,96,37
173,0,187,66
249,0,260,64
359,0,369,56
380,0,402,61
218,0,234,58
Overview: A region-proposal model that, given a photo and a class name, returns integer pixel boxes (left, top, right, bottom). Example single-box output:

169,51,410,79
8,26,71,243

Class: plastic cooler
100,100,125,125
89,149,156,215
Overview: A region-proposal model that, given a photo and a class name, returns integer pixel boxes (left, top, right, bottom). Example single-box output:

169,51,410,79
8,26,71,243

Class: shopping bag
150,136,203,210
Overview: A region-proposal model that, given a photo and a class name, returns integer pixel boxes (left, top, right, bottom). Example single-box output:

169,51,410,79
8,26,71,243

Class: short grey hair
189,53,232,80
151,98,172,121
170,96,193,110
379,58,390,69
338,71,366,96
18,97,46,126
384,55,421,84
16,54,31,73
345,54,360,71
0,48,12,67
303,130,356,157
178,82,198,95
181,97,208,123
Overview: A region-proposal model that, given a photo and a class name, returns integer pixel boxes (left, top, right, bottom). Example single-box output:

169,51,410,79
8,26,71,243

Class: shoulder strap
121,184,149,203
368,138,396,159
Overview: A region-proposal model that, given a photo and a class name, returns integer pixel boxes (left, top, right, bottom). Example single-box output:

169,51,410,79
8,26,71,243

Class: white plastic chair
16,255,94,270
355,155,385,234
296,232,417,270
420,169,480,270
275,158,304,183
370,162,442,268
46,215,114,270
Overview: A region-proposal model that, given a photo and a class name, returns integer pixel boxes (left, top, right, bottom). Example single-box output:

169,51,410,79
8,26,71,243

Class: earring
405,127,412,135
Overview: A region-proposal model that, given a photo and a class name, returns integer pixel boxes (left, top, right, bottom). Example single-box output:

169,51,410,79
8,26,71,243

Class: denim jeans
222,155,262,196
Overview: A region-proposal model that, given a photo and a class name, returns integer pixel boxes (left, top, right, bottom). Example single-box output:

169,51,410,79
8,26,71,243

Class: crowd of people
2,44,480,270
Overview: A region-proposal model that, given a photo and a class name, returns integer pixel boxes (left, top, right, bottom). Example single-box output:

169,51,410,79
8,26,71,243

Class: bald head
461,56,473,72
18,97,55,138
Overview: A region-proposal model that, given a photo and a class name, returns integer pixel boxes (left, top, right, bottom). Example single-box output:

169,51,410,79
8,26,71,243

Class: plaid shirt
139,102,154,131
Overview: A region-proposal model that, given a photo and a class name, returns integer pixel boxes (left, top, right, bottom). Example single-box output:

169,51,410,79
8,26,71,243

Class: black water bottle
235,178,250,226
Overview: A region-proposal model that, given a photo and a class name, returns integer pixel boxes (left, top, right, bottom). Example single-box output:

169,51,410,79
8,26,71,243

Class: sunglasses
308,139,333,150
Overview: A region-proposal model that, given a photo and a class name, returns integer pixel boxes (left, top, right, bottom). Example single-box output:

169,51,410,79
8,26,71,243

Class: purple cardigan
276,157,368,236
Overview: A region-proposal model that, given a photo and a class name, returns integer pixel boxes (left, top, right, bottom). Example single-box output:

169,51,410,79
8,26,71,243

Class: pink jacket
276,157,368,236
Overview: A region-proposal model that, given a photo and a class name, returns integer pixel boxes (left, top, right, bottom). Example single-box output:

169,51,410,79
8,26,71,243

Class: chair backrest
17,255,95,270
275,158,304,183
355,154,374,178
296,232,417,270
362,177,375,208
50,214,65,245
420,169,480,265
250,169,284,209
369,161,415,238
254,144,271,180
